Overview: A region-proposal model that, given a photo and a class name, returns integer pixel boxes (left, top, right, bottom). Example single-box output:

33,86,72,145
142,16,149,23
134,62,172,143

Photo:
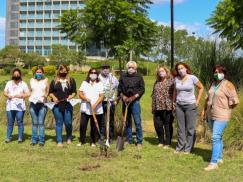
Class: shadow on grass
144,136,177,148
192,147,211,162
12,133,32,142
144,136,211,162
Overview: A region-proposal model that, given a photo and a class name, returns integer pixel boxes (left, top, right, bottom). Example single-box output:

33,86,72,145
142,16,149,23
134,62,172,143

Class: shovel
116,102,130,152
90,104,105,150
105,100,111,148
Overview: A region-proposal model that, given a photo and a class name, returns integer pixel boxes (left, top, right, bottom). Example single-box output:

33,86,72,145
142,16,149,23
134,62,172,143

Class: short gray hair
126,61,137,69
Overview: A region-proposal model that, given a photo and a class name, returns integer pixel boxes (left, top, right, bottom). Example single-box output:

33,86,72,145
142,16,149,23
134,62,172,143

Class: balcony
20,6,27,11
28,6,35,11
19,14,27,20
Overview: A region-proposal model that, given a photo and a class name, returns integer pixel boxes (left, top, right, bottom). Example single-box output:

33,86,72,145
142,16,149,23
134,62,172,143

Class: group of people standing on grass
151,63,239,171
3,61,239,171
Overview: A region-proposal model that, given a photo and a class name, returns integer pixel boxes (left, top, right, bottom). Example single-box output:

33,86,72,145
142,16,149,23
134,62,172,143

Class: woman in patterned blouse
152,65,174,148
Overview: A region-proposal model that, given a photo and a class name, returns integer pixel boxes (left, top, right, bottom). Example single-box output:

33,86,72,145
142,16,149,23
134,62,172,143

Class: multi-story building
6,0,84,56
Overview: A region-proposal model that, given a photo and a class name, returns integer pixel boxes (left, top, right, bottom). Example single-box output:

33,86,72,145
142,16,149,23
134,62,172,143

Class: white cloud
152,0,186,5
0,17,6,49
0,17,6,33
154,20,203,34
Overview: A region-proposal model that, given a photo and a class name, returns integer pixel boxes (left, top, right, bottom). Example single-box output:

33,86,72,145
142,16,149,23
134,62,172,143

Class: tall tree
207,0,243,49
49,44,84,65
59,0,157,70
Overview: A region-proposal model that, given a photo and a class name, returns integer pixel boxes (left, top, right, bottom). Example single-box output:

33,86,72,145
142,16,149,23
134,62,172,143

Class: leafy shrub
223,90,243,150
0,80,8,91
32,65,56,76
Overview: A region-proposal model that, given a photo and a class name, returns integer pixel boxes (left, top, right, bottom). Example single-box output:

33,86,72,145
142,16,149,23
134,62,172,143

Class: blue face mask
35,73,43,79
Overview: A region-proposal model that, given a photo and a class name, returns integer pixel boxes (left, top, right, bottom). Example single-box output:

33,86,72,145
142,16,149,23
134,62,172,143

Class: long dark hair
174,62,192,77
86,68,100,83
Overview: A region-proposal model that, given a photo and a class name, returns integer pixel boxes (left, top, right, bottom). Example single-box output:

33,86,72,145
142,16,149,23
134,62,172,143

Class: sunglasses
90,71,97,74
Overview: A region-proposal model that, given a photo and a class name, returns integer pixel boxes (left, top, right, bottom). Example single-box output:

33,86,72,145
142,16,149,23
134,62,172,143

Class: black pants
102,101,115,139
79,113,104,144
153,110,173,145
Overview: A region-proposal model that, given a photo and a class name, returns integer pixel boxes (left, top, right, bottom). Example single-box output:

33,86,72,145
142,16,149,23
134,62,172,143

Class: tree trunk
119,57,122,76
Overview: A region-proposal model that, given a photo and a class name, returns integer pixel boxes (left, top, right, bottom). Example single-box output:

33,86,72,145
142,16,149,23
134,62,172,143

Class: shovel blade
116,136,124,152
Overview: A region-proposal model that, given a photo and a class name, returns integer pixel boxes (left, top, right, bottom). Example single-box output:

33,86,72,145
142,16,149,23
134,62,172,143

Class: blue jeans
29,103,47,144
52,103,73,143
6,110,25,141
124,100,143,144
210,120,228,164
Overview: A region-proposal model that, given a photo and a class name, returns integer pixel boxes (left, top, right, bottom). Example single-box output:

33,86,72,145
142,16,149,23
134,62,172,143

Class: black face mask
12,76,21,81
59,72,67,77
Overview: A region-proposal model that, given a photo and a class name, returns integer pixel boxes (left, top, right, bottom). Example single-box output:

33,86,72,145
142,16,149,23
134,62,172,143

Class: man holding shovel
99,64,119,145
118,61,145,149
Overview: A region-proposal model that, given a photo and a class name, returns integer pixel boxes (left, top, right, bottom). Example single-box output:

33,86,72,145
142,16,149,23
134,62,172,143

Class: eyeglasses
90,72,97,74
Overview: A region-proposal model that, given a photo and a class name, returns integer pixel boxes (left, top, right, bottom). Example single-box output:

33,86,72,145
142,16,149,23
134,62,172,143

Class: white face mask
89,74,97,81
128,68,136,74
159,71,166,78
214,73,225,81
178,68,187,77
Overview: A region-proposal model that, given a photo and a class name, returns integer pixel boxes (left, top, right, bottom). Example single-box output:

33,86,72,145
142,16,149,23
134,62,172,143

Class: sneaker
137,144,143,150
76,143,83,147
67,139,72,145
30,143,37,146
18,140,23,144
57,143,64,147
217,159,223,165
5,139,11,144
39,143,45,147
204,163,218,171
184,151,191,155
158,144,164,148
91,143,96,147
125,141,132,145
174,150,181,154
163,145,169,149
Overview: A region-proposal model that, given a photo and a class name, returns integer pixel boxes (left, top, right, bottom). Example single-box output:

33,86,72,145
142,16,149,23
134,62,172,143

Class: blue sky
0,0,219,49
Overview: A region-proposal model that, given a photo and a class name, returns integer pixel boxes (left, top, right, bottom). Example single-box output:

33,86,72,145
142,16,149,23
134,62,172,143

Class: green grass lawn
0,73,243,181
0,126,243,182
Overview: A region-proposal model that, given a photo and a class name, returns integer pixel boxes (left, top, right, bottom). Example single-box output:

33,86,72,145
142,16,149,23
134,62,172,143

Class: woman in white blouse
29,66,49,146
4,68,30,143
77,68,105,147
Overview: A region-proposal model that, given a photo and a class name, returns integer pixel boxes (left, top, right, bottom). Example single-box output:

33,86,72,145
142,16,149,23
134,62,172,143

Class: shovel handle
121,102,130,135
106,101,111,141
90,104,101,136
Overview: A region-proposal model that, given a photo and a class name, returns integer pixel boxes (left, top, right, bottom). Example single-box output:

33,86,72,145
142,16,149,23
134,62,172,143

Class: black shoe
39,143,44,147
30,143,37,146
18,140,23,144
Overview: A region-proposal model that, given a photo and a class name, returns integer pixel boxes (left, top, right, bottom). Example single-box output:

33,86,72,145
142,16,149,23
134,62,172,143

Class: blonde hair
55,64,71,85
156,65,171,81
126,61,137,69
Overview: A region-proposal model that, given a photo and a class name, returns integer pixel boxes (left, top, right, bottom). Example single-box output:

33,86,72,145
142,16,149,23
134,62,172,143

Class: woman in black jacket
49,64,77,147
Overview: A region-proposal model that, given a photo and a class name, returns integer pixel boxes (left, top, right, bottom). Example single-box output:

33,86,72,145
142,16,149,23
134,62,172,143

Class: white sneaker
76,143,82,147
217,159,223,165
91,143,96,147
57,143,64,148
163,145,169,149
204,163,218,171
158,144,164,148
